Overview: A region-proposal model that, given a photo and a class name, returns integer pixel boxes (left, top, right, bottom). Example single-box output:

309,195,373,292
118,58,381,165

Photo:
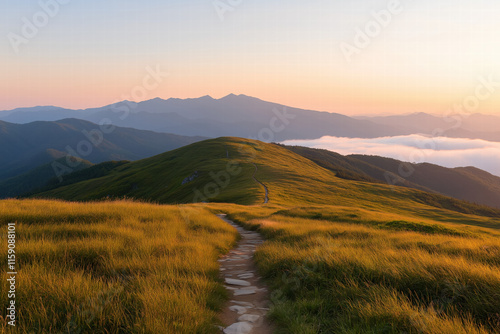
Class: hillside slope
285,145,500,209
0,157,93,198
351,155,500,209
0,118,205,181
34,138,500,228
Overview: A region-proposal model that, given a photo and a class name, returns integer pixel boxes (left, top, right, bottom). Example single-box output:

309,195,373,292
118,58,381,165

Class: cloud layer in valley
282,135,500,177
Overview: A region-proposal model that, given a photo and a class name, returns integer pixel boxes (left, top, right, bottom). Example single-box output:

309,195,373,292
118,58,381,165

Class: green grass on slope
34,138,263,205
0,199,238,334
218,205,500,334
36,160,129,193
34,138,500,223
282,144,383,183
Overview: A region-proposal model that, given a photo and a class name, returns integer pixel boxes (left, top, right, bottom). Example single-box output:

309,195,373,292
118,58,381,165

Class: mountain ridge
284,145,500,209
30,137,500,220
2,95,499,142
0,95,409,140
0,118,205,182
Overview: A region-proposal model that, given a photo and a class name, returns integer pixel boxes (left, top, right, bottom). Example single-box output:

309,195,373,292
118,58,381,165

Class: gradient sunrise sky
1,0,499,115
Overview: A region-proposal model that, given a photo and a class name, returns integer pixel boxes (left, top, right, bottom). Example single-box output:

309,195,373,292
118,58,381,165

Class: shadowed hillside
285,145,500,209
0,118,205,181
0,157,93,199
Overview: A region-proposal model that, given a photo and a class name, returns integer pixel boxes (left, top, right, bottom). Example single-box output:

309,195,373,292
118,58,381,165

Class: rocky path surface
216,214,274,334
251,163,269,204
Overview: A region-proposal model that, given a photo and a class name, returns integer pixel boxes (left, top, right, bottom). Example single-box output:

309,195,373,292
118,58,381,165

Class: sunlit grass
221,205,500,334
0,199,238,333
2,194,500,333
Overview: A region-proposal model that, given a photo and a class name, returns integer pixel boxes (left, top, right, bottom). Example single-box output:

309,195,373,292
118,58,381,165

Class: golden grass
220,205,500,333
2,198,499,333
0,199,238,333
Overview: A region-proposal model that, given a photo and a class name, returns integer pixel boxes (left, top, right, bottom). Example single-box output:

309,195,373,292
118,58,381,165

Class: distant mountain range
0,118,205,191
2,96,499,204
1,95,499,141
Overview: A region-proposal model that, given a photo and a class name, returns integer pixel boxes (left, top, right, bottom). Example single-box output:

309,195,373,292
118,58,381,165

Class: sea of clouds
282,135,500,177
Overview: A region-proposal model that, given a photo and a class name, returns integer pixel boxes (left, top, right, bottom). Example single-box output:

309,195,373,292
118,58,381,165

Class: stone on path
223,322,253,334
231,300,254,307
237,273,254,279
225,278,251,287
238,314,261,323
228,305,247,314
234,287,258,296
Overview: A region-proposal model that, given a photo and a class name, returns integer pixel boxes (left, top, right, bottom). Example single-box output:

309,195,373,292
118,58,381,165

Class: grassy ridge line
284,144,500,210
0,199,238,333
34,138,263,205
31,138,500,224
218,205,500,334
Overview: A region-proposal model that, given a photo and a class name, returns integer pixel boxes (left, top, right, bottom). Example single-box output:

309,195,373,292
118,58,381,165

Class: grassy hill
0,157,93,198
351,155,500,209
5,137,500,333
34,137,500,226
0,118,205,181
285,145,500,209
33,137,262,204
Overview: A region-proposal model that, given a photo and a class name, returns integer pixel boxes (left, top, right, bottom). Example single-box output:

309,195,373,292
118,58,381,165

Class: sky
1,0,500,115
282,135,500,177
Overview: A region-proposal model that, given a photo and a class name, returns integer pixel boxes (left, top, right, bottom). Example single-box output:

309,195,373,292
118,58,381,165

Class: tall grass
224,206,500,334
0,199,238,333
2,198,499,333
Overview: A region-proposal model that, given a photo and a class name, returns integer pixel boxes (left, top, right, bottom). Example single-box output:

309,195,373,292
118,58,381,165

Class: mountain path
216,214,274,334
251,163,269,204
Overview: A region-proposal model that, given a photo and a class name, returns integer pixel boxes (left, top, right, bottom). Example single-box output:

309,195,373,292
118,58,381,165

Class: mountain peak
219,93,260,102
221,93,238,99
199,95,214,100
409,112,433,117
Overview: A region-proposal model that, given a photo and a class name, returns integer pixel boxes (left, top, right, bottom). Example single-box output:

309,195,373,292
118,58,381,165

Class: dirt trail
251,163,269,204
216,214,274,334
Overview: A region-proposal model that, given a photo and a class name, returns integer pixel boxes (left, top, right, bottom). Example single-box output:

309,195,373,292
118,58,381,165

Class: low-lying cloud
282,135,500,177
